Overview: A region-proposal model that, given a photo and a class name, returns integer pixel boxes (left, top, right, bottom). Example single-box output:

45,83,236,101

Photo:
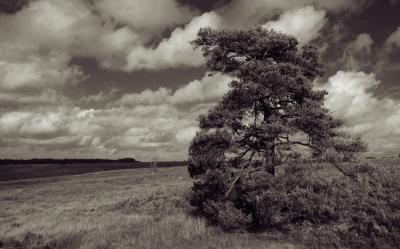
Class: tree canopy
187,27,367,229
189,27,366,178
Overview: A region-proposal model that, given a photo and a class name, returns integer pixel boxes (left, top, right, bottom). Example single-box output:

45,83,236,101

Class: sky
0,0,399,161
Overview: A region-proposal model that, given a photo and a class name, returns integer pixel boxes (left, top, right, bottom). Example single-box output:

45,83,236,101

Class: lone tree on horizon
187,27,367,228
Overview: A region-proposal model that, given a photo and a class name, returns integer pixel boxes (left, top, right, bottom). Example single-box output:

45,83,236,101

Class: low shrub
189,161,400,248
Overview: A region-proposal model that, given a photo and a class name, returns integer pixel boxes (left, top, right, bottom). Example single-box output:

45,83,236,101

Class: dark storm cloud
0,0,400,159
350,0,400,44
320,1,400,98
0,0,30,14
70,58,206,97
179,0,232,12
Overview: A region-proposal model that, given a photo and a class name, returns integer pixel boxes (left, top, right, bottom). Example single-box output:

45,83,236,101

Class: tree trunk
265,142,276,176
266,164,275,176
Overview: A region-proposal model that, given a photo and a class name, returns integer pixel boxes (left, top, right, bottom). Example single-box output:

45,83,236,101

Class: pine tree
187,27,367,229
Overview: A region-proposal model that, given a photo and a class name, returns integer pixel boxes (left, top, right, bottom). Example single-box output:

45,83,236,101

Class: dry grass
0,166,298,249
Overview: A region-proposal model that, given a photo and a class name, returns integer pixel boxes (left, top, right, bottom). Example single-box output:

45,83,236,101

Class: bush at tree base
189,160,400,248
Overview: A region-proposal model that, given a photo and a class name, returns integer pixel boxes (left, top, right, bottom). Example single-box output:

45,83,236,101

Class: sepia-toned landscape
1,0,400,248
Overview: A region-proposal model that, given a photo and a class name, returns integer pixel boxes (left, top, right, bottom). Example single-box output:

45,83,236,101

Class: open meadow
1,159,399,249
0,165,299,249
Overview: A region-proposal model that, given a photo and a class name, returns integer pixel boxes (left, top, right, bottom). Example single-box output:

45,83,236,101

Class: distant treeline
0,159,188,181
0,158,138,165
366,156,400,159
0,158,188,166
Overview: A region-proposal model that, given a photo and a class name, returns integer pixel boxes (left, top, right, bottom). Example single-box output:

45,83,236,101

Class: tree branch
330,161,358,182
224,151,255,198
277,136,322,154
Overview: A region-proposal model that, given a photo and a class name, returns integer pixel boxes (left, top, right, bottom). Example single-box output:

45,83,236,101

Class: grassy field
0,162,185,181
1,159,399,249
0,166,298,249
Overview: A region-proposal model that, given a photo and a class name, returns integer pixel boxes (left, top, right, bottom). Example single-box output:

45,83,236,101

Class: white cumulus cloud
124,12,222,71
0,71,232,160
340,33,374,71
117,73,232,106
324,71,400,156
263,6,326,45
0,52,84,91
386,26,400,48
95,0,197,33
